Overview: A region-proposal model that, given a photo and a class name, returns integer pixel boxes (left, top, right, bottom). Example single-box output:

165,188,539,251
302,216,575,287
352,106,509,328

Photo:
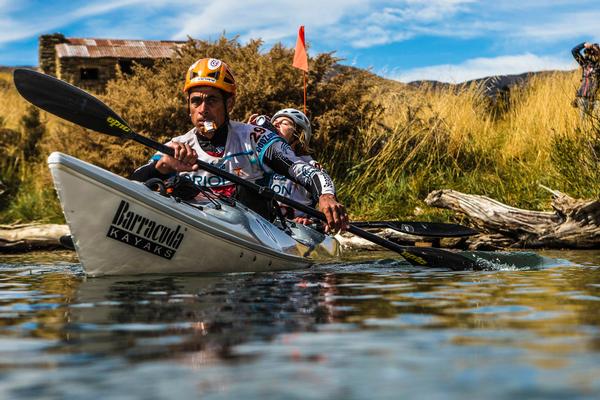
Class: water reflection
0,252,599,398
63,273,340,366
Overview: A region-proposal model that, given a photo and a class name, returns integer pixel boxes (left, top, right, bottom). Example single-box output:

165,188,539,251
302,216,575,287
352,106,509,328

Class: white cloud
390,53,576,83
516,11,600,42
387,0,474,23
0,0,153,44
171,0,476,48
172,0,364,43
2,0,595,52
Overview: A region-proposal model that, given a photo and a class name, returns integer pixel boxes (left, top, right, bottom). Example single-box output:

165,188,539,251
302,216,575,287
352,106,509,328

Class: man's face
188,86,234,138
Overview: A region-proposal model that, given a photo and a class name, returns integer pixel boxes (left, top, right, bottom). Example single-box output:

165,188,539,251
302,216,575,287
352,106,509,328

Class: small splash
460,250,557,271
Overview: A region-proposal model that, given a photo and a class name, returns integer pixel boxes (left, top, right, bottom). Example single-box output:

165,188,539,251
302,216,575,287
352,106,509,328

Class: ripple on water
0,251,597,399
363,313,442,328
460,305,534,314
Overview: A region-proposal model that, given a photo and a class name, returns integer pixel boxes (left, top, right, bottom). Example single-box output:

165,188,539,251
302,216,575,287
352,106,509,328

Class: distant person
248,108,321,226
572,42,600,119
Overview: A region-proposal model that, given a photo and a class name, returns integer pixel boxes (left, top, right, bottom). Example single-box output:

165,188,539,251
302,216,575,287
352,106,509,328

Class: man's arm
263,140,335,198
130,157,171,182
130,141,199,182
262,140,347,232
572,42,586,66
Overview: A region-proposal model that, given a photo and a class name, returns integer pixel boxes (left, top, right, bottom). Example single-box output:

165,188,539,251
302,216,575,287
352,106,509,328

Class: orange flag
293,26,308,72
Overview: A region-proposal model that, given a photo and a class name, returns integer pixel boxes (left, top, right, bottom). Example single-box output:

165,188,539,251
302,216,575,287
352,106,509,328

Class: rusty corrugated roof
55,37,185,59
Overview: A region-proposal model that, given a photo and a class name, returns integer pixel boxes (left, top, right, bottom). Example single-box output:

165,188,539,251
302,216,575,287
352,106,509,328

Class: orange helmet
183,58,236,95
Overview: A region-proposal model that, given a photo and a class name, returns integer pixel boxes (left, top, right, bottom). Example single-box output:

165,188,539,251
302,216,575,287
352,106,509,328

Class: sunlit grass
0,71,28,130
1,68,597,223
338,70,596,220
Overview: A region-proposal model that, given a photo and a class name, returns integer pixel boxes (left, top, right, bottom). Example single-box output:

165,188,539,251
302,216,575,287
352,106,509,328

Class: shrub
101,36,384,178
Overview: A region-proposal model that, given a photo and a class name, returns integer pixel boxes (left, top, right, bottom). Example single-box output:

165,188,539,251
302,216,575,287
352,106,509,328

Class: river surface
0,249,599,399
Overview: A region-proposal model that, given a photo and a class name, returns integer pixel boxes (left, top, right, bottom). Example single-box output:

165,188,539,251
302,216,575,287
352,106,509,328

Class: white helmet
271,108,312,144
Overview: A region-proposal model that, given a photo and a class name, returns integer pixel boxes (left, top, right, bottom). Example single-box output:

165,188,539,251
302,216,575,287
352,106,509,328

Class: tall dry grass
0,71,65,222
502,72,581,164
336,70,595,220
0,59,596,223
0,71,28,130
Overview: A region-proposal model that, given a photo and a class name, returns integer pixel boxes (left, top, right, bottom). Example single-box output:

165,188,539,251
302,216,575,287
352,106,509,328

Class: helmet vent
224,71,235,84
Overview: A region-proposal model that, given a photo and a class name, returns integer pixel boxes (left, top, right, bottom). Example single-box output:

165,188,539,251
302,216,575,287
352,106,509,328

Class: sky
0,0,598,83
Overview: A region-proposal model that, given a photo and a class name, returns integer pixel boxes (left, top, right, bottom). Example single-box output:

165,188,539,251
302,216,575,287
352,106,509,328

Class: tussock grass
0,71,28,130
336,70,597,220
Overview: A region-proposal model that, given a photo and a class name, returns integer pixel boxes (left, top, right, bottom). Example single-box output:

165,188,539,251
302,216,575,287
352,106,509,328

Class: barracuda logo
107,200,185,259
107,116,131,133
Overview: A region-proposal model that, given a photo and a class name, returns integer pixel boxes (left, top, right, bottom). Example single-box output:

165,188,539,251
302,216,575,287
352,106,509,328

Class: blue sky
1,0,598,83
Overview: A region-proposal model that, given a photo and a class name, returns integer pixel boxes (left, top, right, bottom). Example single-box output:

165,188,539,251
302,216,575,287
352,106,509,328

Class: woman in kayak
249,108,321,226
131,58,348,233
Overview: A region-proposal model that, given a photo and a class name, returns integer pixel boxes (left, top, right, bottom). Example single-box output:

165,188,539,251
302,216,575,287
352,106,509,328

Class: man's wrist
155,156,173,174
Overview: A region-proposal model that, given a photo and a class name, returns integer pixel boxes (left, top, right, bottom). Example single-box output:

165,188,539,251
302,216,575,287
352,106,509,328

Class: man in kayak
572,41,600,119
249,108,321,226
131,58,348,233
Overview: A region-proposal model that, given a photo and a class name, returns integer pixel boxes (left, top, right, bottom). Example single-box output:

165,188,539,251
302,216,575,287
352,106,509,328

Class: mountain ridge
2,64,575,98
407,70,574,96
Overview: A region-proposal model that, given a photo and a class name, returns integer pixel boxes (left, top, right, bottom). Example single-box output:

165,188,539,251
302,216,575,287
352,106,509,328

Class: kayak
13,68,481,272
48,152,339,276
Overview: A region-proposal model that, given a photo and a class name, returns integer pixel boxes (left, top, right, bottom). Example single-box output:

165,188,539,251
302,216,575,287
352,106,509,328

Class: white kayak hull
48,152,339,276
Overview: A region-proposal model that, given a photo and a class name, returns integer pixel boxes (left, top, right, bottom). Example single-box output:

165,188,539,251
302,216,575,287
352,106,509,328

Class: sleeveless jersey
161,121,282,189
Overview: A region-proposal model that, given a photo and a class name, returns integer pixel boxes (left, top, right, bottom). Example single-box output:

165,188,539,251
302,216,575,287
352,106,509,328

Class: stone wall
38,34,159,92
57,58,155,93
38,33,67,77
57,58,116,92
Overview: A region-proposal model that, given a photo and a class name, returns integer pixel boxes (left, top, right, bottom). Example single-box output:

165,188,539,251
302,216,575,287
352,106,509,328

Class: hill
332,64,576,98
407,70,575,97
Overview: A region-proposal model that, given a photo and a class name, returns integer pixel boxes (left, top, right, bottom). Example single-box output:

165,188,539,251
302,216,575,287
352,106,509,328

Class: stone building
39,33,185,92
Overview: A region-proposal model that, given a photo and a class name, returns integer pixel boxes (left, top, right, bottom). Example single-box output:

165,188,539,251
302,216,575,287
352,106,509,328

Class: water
1,249,600,399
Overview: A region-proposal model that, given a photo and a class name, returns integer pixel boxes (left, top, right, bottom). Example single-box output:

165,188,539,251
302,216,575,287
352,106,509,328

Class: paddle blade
13,69,133,138
352,221,478,237
346,225,483,270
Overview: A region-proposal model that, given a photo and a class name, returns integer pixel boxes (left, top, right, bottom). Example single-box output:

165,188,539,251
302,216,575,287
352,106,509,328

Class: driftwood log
7,185,597,253
0,223,70,252
425,187,600,249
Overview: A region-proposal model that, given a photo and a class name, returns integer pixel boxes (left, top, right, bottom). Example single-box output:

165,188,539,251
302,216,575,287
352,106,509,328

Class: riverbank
1,223,459,255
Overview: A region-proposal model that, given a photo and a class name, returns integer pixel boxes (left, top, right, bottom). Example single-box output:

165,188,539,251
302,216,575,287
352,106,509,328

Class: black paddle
352,221,478,237
13,69,483,271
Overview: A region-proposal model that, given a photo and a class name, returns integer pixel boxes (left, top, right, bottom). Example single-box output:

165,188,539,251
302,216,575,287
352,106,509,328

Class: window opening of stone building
118,60,133,75
80,68,99,80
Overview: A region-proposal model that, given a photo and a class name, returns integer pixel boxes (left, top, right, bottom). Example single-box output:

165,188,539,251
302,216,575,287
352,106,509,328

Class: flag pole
303,71,307,114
